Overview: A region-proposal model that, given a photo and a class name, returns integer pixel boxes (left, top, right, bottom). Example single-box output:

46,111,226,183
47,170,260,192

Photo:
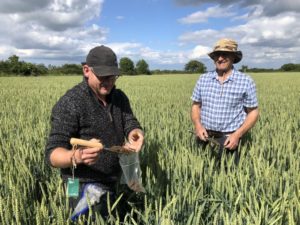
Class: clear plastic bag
71,183,106,221
119,152,145,193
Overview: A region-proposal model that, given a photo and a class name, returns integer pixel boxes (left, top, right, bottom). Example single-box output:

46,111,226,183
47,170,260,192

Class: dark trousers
197,130,240,165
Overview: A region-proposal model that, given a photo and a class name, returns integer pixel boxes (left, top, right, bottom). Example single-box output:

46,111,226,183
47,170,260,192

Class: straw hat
208,38,243,64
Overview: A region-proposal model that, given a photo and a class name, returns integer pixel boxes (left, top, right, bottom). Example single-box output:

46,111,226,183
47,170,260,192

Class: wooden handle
70,138,103,148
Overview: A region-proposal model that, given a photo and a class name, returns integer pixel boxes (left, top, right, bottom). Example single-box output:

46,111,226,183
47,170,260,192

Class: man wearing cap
45,45,144,219
191,38,259,164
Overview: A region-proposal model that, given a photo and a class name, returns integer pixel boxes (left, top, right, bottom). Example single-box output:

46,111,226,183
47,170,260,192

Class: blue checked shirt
191,68,258,132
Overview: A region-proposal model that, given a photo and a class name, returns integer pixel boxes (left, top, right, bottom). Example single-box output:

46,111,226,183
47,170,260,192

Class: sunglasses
90,67,119,82
213,51,233,58
96,75,119,82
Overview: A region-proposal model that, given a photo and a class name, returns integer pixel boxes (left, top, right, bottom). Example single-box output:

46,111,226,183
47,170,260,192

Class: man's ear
82,65,89,78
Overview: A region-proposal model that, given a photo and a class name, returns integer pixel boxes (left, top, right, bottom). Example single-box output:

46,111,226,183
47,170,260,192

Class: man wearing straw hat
191,38,259,164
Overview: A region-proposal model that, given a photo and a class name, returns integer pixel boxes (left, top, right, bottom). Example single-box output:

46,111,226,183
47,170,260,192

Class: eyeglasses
213,51,233,58
96,75,119,82
90,67,119,82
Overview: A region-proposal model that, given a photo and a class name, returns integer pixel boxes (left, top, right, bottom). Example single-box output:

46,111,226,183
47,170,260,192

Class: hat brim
208,50,242,64
91,65,120,76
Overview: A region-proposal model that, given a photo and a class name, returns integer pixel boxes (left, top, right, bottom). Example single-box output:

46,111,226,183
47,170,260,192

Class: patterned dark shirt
45,79,142,187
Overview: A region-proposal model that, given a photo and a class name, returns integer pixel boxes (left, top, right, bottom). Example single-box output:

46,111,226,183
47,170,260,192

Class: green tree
241,65,248,73
0,55,49,76
136,59,150,75
19,62,48,76
184,60,206,73
8,55,22,74
20,62,37,76
0,60,10,75
119,57,135,75
36,64,48,75
280,63,300,71
60,64,82,74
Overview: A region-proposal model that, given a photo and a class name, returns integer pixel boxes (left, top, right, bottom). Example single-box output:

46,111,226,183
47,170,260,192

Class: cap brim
208,50,242,64
92,65,120,76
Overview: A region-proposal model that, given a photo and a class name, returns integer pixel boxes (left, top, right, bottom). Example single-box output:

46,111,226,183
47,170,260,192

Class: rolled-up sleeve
244,78,258,108
45,97,79,166
119,92,143,137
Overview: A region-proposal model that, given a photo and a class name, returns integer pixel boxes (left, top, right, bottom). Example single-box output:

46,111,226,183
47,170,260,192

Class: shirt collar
211,67,237,81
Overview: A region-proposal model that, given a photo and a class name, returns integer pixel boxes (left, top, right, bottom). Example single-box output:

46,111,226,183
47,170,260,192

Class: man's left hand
124,129,144,152
224,132,241,150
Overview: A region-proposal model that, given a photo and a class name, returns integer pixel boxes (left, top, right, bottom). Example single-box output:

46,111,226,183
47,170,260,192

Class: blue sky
0,0,299,71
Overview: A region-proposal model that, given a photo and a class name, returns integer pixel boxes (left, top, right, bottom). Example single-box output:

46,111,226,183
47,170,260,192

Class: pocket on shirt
225,91,243,107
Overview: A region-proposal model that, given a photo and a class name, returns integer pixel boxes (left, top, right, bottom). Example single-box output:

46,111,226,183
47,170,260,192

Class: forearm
123,112,142,136
235,108,259,138
49,147,79,168
191,102,204,129
128,128,144,137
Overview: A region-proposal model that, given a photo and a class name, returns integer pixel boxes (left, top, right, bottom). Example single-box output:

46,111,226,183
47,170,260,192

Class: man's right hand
191,101,208,141
75,146,102,166
74,138,103,166
195,125,208,141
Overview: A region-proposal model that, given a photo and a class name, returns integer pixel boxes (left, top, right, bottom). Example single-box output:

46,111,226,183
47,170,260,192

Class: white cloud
260,0,300,16
178,5,235,24
178,29,220,44
0,0,50,13
235,12,300,48
175,0,300,16
174,0,240,7
0,0,299,70
104,44,194,67
17,0,102,31
177,3,300,69
190,45,211,59
108,43,142,56
0,0,106,64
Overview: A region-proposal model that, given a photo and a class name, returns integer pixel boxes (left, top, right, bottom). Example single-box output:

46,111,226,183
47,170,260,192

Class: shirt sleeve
44,96,79,166
191,77,202,103
119,91,143,137
243,78,258,108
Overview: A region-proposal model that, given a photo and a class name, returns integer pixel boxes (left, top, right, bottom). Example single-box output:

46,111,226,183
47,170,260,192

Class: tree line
0,55,206,76
240,64,300,73
0,54,298,76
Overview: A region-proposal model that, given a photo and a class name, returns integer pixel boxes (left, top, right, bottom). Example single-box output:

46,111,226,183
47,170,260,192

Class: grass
0,72,299,224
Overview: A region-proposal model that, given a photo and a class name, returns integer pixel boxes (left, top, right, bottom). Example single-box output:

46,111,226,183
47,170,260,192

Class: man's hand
224,132,241,150
124,129,144,152
75,139,103,165
191,101,208,141
195,125,208,141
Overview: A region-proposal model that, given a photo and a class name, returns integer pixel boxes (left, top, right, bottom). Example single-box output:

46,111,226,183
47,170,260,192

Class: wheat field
0,73,299,224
